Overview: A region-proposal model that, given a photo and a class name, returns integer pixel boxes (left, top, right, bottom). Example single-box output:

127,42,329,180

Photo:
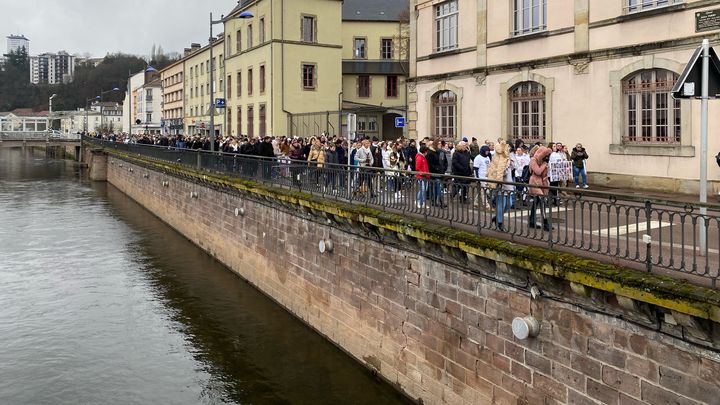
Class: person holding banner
571,143,589,189
528,146,553,231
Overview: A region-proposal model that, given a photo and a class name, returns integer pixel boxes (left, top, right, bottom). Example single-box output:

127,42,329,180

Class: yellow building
160,59,184,135
341,1,410,140
175,0,409,140
183,39,226,137
222,0,343,138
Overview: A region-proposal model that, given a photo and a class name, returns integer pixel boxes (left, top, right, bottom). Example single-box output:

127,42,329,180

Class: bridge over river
0,131,81,148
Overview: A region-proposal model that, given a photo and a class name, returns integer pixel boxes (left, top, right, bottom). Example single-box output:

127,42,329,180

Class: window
247,24,253,48
435,0,458,52
236,30,242,53
259,104,267,137
237,72,242,98
146,113,152,123
227,35,231,54
626,0,681,14
513,0,547,36
386,76,398,98
259,18,265,43
432,90,457,138
623,69,680,143
357,75,370,98
227,75,232,99
228,108,232,135
237,106,242,136
259,65,266,93
302,64,316,90
354,38,367,59
247,105,254,137
381,39,393,59
509,82,546,141
302,15,316,42
248,68,253,96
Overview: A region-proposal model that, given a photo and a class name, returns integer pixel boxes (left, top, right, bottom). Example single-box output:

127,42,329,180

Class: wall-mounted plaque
697,9,720,33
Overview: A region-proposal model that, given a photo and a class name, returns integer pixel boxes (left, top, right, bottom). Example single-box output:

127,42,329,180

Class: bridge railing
0,131,81,141
85,136,720,288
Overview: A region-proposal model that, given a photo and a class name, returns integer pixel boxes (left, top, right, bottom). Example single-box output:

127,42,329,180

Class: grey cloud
1,0,238,57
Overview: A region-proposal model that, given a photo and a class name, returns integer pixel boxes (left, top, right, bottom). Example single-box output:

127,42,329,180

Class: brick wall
106,156,720,405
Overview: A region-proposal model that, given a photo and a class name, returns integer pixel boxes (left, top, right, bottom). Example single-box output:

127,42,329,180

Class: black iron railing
85,137,720,288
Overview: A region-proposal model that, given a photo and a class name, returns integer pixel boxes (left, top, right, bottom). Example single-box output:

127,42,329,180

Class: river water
0,148,410,405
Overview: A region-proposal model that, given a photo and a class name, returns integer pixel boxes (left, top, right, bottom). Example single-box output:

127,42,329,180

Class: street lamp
48,94,57,132
209,9,254,152
99,87,121,134
84,95,101,134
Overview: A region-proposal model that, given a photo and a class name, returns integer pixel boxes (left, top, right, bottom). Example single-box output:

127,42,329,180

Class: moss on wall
102,148,720,323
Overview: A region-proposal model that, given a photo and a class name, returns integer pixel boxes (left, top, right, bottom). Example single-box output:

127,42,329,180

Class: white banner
549,161,573,182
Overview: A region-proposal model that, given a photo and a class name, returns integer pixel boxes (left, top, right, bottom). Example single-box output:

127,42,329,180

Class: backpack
521,165,531,183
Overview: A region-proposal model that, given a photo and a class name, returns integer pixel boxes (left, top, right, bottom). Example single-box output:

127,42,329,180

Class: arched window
623,69,680,143
509,81,546,141
432,90,457,138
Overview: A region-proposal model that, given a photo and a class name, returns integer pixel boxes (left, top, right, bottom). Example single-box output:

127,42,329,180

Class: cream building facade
160,60,184,135
183,39,226,136
408,0,720,193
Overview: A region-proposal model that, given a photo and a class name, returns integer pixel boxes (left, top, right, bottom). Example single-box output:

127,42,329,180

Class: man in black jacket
257,137,275,179
451,141,472,202
426,139,446,208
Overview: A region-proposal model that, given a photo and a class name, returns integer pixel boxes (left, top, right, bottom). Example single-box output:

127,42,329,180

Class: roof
342,0,409,22
7,35,29,40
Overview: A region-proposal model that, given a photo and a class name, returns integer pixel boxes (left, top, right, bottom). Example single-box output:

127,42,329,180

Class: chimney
184,48,191,56
190,43,201,51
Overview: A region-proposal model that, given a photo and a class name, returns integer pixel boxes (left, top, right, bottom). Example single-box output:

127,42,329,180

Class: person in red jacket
415,145,430,209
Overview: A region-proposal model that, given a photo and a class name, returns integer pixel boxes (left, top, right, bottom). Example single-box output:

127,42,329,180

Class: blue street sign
395,117,406,128
215,98,226,108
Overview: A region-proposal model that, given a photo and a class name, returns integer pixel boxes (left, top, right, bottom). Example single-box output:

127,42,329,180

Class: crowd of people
91,132,590,231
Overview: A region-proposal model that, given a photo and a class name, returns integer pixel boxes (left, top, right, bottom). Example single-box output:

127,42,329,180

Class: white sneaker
575,185,580,189
583,185,589,189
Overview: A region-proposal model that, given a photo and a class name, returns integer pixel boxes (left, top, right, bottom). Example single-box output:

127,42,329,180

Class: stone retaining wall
103,152,720,405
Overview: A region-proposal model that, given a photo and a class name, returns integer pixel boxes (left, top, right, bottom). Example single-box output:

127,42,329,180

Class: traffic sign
671,44,720,99
215,98,226,108
395,117,406,128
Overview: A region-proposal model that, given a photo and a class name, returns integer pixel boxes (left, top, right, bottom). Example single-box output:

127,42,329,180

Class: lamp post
209,10,253,152
84,95,101,134
99,87,121,134
48,94,57,132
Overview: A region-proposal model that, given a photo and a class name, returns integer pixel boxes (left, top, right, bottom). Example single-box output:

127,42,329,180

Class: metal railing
85,137,720,288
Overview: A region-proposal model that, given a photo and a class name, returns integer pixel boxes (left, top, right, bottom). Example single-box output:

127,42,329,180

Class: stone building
408,0,720,193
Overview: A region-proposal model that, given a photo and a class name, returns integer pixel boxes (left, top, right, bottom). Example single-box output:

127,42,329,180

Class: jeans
429,179,444,205
416,179,427,206
495,192,514,225
528,195,548,226
573,166,587,186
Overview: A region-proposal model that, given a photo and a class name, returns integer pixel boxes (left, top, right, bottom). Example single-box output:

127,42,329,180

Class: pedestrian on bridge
528,146,552,231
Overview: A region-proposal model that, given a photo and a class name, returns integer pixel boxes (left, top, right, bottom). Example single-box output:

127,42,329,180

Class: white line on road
591,221,671,237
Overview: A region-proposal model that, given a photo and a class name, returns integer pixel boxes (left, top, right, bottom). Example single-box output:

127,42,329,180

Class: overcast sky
2,0,239,57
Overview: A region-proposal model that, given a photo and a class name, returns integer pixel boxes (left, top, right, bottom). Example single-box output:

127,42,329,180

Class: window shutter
300,18,304,41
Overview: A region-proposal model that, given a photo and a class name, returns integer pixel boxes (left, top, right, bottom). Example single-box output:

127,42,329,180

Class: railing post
645,200,652,273
196,151,202,171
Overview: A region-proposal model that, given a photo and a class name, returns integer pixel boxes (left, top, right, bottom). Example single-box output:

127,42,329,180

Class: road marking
591,221,670,237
